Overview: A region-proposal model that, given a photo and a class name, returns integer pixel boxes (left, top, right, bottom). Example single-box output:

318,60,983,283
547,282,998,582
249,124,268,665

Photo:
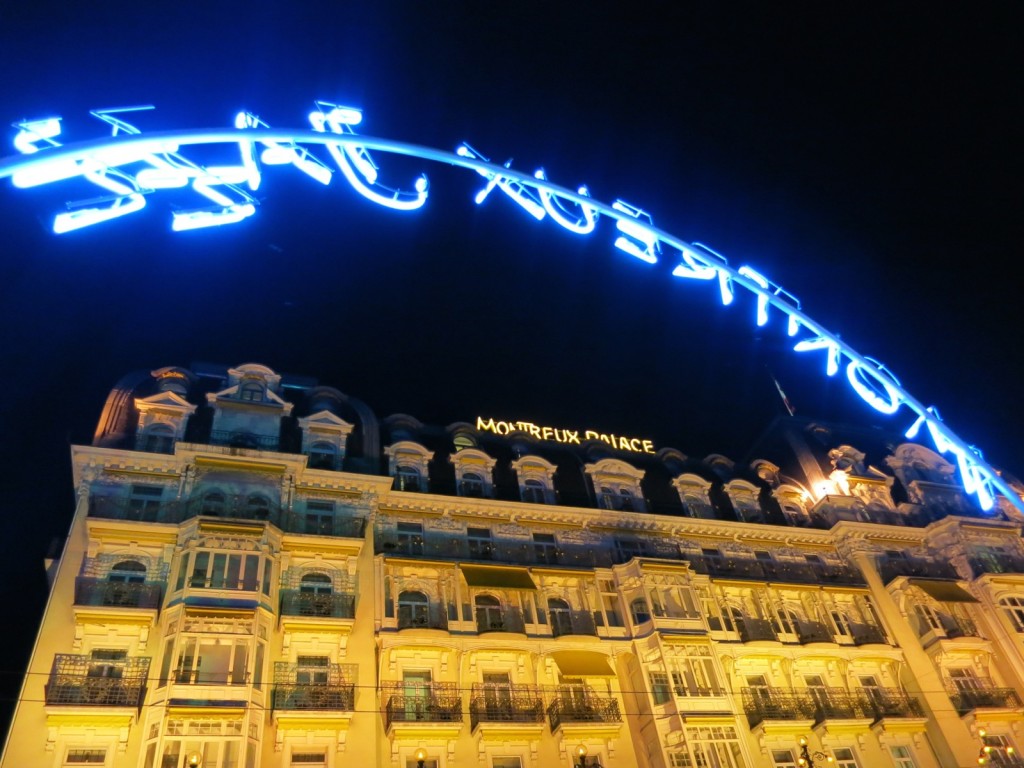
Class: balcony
879,556,960,583
209,430,280,451
859,688,924,720
807,689,863,721
397,604,449,631
850,623,888,646
547,691,622,731
738,618,778,643
280,590,355,619
477,607,526,634
685,555,866,587
968,555,1024,578
45,655,150,709
74,578,163,611
89,496,185,524
375,530,611,568
272,663,356,711
948,685,1022,715
796,621,834,645
279,511,367,538
551,610,598,638
469,684,544,730
742,689,816,727
383,683,463,729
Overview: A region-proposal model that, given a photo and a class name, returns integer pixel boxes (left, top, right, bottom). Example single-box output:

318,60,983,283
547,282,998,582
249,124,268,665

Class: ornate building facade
4,362,1024,768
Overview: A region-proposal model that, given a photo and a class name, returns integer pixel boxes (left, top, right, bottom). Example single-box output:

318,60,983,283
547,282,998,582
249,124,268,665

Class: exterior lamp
187,753,201,768
414,748,428,768
574,744,588,768
797,737,833,768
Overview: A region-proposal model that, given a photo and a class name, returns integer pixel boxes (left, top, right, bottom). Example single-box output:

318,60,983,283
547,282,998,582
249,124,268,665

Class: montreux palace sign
476,417,655,454
0,102,1017,512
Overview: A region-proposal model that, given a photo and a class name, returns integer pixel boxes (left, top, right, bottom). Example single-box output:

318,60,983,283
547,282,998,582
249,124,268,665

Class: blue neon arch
1,104,1017,514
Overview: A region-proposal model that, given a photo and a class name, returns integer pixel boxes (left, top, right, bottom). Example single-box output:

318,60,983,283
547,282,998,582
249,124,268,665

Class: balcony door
483,672,512,716
403,670,432,720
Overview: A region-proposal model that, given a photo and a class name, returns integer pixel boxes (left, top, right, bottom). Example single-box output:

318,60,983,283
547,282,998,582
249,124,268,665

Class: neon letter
793,335,843,376
533,169,598,234
611,200,659,264
456,143,544,220
846,358,904,415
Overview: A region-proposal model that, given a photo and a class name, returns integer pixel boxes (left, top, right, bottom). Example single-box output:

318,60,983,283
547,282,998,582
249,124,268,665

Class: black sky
0,1,1021,739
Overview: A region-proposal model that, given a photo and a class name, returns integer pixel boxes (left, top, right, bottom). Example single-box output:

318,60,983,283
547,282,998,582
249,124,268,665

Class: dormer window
449,448,497,500
396,465,422,492
511,455,557,505
460,472,485,498
239,381,264,402
308,441,339,470
139,423,175,454
585,459,646,513
522,479,546,504
201,491,226,517
245,493,271,521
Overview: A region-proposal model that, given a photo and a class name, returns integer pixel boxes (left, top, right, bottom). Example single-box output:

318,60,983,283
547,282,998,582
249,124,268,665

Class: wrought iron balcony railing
742,689,817,726
45,655,150,708
796,621,834,644
469,684,544,730
547,692,622,730
397,604,449,631
948,686,1022,714
738,618,778,642
375,530,612,568
879,556,960,583
477,606,526,634
279,590,355,619
278,511,366,538
685,555,867,587
550,610,598,638
968,555,1024,577
271,662,357,711
74,578,163,610
209,430,280,451
850,623,888,645
743,686,924,726
383,683,463,729
89,496,186,524
859,688,924,719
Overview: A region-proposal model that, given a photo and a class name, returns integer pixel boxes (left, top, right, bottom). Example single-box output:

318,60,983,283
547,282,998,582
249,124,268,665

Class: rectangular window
396,522,424,555
650,672,672,704
65,749,107,765
187,551,265,591
305,501,334,535
128,485,164,521
832,748,859,768
467,527,493,559
771,751,798,768
680,726,744,768
175,638,249,685
291,752,326,767
492,759,522,768
534,533,558,564
889,746,916,768
670,649,723,696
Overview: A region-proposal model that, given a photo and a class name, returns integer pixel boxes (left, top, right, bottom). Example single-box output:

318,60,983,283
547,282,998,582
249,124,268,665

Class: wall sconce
187,753,202,768
414,747,428,768
797,737,833,768
574,744,589,768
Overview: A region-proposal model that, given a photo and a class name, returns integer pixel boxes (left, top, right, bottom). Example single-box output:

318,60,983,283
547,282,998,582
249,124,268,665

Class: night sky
0,1,1021,740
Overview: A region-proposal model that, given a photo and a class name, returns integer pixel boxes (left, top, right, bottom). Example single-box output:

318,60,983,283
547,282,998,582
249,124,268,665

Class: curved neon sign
1,104,1018,514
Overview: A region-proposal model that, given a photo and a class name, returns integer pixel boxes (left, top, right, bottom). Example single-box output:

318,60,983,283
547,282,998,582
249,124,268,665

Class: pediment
134,391,197,413
299,410,354,432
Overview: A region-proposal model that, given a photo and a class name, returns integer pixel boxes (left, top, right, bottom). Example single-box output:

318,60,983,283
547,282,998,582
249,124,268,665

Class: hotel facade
4,361,1024,768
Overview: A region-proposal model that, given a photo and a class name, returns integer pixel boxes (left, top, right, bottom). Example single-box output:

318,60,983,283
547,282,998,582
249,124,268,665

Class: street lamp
574,744,588,768
797,737,834,768
186,753,201,768
978,728,1016,765
414,748,428,768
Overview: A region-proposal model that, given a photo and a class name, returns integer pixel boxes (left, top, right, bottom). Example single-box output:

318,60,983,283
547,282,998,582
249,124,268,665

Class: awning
460,565,536,590
550,651,616,678
908,578,979,603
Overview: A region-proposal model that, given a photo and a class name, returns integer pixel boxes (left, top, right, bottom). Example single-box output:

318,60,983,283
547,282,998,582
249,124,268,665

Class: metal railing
550,610,598,638
879,556,960,583
271,662,357,711
968,554,1024,577
279,590,356,619
375,530,610,568
851,623,888,645
469,684,544,730
738,618,778,642
742,686,923,726
383,683,463,728
796,621,834,644
397,603,449,631
948,686,1022,714
547,691,622,730
74,578,163,610
89,496,186,524
476,606,526,634
209,430,280,451
45,655,149,708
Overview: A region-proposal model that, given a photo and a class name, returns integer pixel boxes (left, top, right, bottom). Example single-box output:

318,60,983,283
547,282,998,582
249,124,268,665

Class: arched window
201,491,226,516
103,560,146,607
395,465,421,492
245,494,271,521
772,608,801,636
1000,596,1024,632
308,441,339,470
108,560,146,583
830,609,852,636
239,381,264,402
630,597,652,625
299,573,333,616
548,598,573,637
398,590,430,628
140,424,175,454
522,479,547,504
721,605,745,633
475,595,504,631
460,472,485,498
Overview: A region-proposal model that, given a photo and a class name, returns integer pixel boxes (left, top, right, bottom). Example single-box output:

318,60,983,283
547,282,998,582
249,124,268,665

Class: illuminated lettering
456,143,544,220
793,335,844,377
311,103,428,211
846,357,903,415
611,200,659,264
533,169,598,234
1,102,1016,513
